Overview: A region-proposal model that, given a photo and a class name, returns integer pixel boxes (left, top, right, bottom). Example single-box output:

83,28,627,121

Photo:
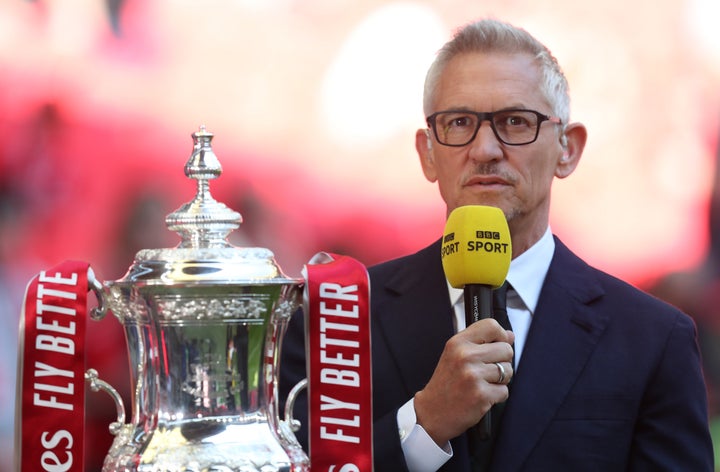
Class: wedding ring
494,362,506,384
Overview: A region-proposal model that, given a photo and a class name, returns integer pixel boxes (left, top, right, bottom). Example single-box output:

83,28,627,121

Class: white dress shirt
398,228,556,472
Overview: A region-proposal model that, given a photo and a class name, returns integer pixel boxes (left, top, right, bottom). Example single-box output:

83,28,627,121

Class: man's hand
413,319,514,446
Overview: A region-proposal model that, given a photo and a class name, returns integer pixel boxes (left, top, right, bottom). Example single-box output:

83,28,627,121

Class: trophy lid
116,126,299,286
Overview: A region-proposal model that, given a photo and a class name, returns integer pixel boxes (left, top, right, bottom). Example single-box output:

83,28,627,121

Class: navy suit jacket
279,237,713,471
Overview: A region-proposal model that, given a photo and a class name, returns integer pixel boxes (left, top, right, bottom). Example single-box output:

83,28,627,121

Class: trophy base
102,420,309,472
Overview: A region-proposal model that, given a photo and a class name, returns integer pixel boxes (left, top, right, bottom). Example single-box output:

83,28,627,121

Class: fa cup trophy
25,126,309,471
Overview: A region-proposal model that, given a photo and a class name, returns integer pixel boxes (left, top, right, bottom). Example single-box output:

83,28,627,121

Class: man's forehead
431,53,546,111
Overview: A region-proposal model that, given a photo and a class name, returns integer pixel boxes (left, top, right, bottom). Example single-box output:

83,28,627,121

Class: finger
462,318,512,344
475,340,514,365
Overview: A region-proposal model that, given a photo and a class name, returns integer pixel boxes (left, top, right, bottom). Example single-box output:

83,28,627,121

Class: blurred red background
2,0,720,469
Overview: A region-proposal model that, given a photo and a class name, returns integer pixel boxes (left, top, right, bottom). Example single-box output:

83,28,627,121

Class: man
280,19,713,471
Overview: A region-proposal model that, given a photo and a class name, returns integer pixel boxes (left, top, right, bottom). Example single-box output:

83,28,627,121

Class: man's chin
456,197,508,213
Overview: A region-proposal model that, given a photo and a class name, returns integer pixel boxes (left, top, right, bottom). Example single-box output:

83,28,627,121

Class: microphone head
441,205,512,289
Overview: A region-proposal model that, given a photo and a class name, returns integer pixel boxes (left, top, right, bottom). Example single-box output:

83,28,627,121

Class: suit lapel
491,238,609,471
373,240,457,395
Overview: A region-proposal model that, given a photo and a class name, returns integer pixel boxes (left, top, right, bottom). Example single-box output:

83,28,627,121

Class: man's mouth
464,175,510,187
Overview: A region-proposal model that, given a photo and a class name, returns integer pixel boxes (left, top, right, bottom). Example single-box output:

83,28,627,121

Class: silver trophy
87,126,309,471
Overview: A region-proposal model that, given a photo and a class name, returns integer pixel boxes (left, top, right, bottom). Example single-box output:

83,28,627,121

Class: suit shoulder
593,266,685,315
589,265,698,340
553,237,692,328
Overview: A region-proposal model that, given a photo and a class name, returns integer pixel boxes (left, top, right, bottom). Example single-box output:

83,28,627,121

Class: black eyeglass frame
425,108,562,147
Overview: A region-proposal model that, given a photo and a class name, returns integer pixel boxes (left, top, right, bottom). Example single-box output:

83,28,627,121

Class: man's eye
448,116,473,128
501,114,530,127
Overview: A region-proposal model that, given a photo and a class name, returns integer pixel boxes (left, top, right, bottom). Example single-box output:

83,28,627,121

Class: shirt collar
448,227,555,314
506,227,554,314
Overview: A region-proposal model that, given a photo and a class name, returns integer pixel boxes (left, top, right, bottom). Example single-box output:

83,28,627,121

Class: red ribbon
305,252,373,472
16,261,89,472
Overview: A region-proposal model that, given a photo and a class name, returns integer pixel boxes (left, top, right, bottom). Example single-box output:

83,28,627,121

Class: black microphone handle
464,284,494,440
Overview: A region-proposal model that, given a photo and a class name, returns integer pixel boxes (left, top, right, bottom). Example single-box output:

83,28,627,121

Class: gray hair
423,19,571,126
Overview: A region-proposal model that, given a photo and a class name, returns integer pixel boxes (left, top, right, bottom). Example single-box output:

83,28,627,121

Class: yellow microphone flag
441,205,512,289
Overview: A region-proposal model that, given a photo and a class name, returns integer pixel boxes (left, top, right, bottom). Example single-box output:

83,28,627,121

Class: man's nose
468,121,503,159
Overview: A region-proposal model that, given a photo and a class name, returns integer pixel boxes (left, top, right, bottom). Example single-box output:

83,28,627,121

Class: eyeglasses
426,108,562,146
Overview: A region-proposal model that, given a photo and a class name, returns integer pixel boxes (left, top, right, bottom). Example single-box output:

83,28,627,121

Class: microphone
440,205,512,439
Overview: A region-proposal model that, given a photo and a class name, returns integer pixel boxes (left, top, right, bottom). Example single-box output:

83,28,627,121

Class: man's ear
416,128,438,182
555,122,587,179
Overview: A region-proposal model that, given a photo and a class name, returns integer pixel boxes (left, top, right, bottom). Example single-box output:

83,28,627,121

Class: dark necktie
468,281,513,471
492,282,512,332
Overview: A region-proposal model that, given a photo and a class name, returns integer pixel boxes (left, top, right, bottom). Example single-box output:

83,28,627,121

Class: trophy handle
87,267,108,321
284,378,307,432
85,368,126,435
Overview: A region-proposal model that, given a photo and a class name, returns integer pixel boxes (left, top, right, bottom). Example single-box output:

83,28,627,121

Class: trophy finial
185,125,222,181
165,126,242,248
